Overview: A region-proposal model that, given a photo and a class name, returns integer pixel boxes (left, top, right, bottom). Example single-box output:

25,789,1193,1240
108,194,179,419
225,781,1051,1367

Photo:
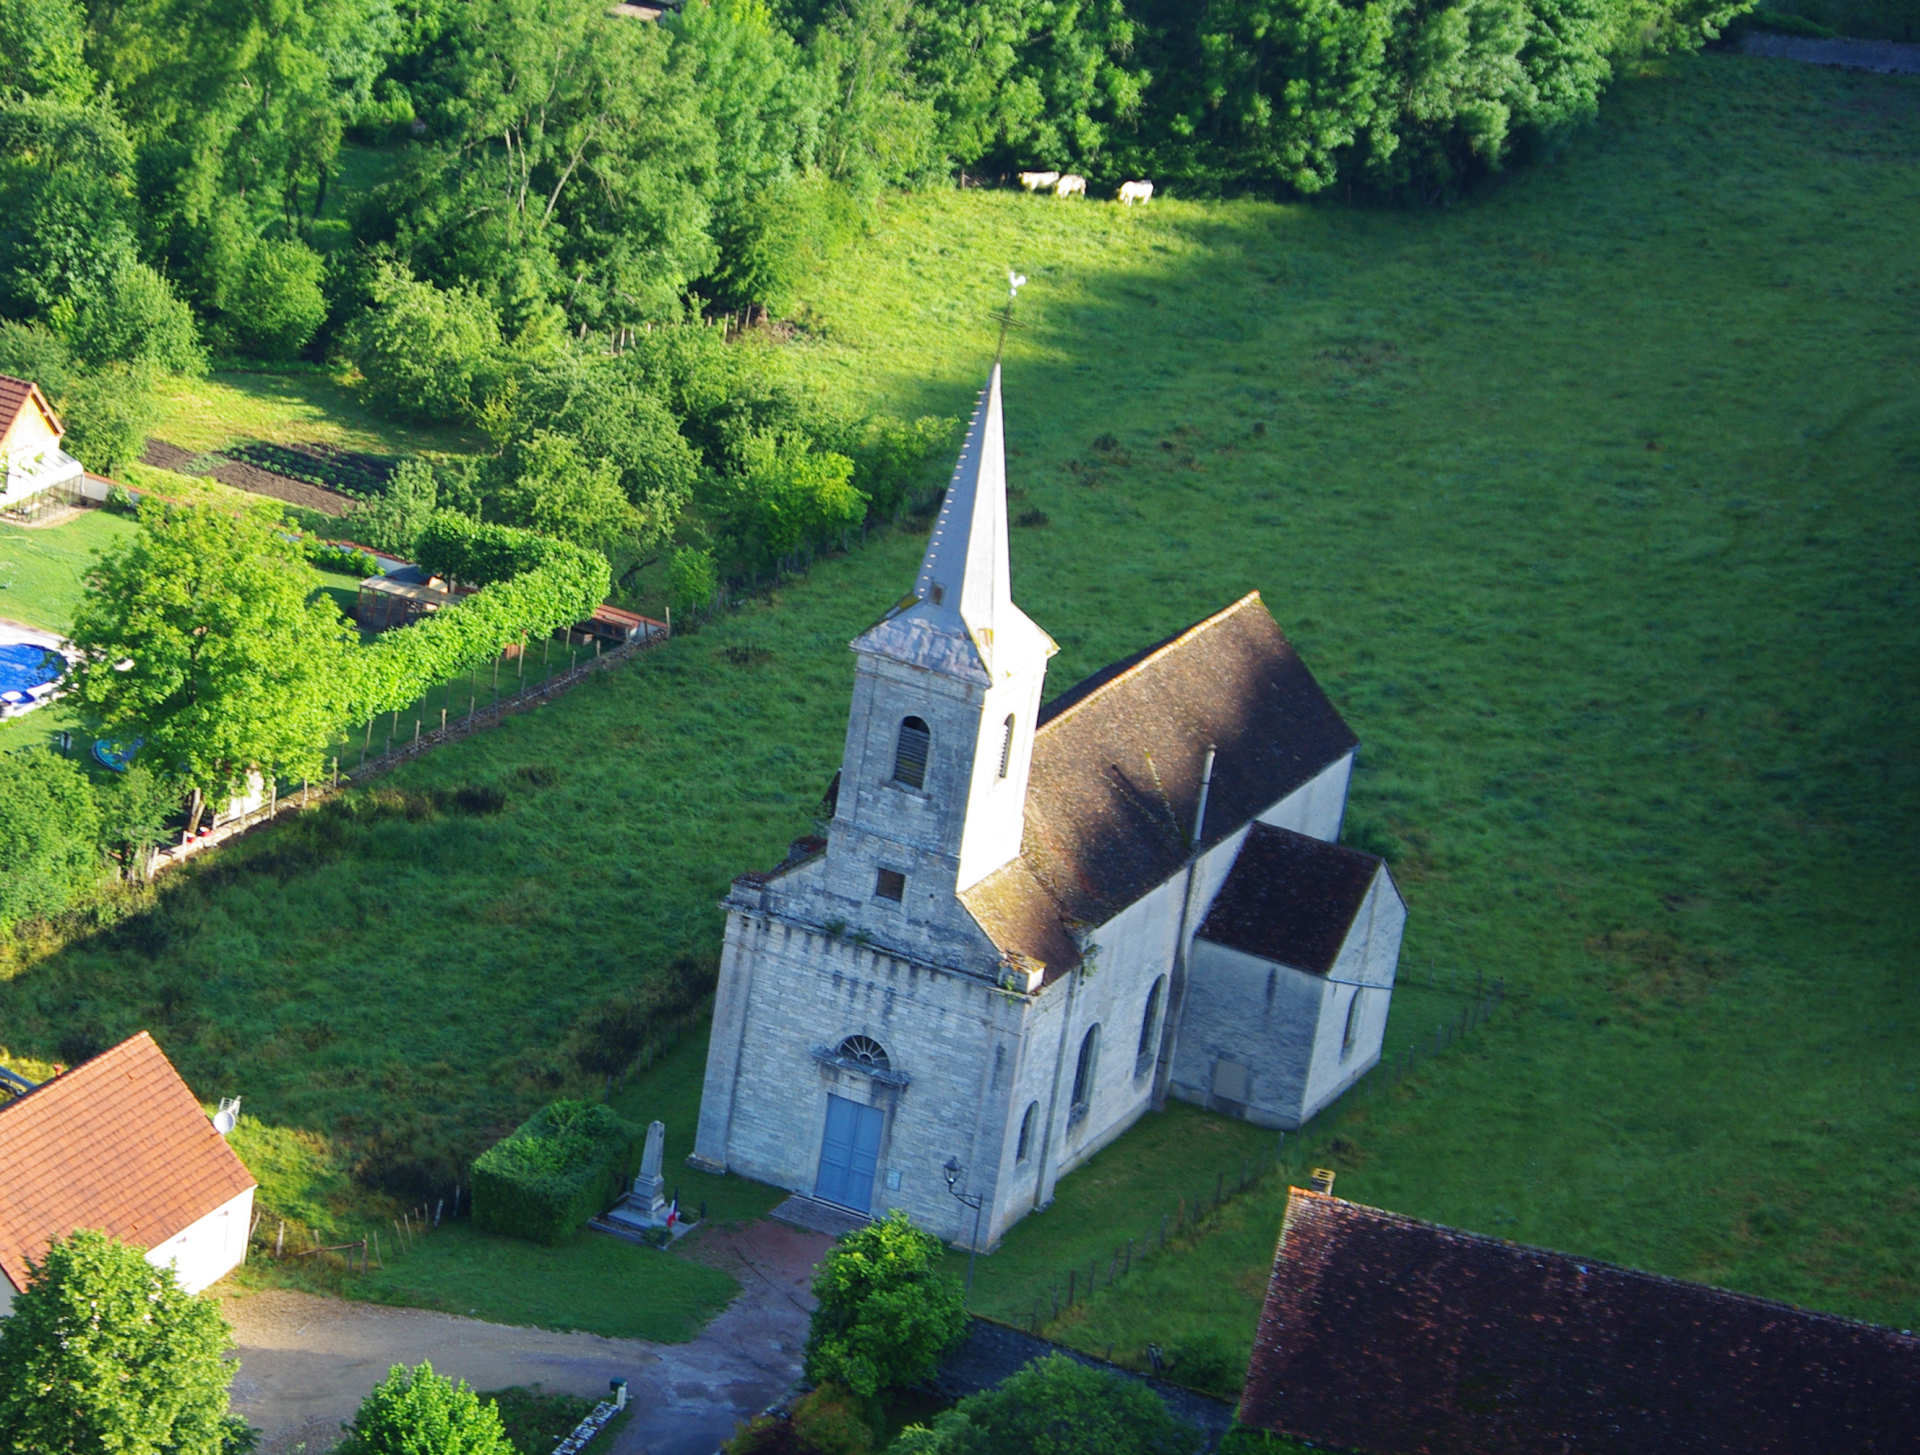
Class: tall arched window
1341,990,1362,1055
997,714,1016,778
892,716,930,789
1070,1025,1100,1120
1016,1101,1037,1162
1136,976,1166,1075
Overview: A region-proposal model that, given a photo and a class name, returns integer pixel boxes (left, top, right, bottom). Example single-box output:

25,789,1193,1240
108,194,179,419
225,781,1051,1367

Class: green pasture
0,510,138,635
0,51,1912,1364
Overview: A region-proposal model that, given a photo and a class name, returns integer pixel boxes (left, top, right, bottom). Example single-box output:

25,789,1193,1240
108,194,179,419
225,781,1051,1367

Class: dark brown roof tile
1240,1190,1920,1454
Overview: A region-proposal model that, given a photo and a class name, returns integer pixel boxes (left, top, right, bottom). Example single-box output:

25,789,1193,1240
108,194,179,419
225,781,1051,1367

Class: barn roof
0,373,62,446
960,593,1357,981
1240,1189,1920,1455
0,1032,255,1293
1195,822,1386,974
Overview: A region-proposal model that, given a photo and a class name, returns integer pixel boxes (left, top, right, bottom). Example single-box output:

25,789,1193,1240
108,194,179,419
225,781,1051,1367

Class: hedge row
471,1100,642,1245
344,516,610,720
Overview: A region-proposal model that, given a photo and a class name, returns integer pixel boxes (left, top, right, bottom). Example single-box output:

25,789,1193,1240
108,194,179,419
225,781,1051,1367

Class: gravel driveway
224,1220,829,1455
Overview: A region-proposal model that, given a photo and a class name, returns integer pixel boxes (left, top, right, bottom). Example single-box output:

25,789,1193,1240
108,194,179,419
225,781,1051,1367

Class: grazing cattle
1117,179,1155,205
1017,171,1061,192
1054,173,1087,198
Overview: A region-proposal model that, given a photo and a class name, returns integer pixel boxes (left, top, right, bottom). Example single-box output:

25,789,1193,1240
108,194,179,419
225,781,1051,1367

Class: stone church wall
696,908,1040,1247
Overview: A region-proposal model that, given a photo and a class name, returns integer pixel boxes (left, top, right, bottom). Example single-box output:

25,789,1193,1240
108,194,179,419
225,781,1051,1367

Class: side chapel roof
960,593,1358,980
1240,1190,1920,1455
0,1032,255,1293
1195,821,1387,974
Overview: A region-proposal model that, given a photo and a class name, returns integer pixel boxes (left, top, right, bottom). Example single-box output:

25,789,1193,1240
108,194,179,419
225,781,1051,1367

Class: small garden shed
0,1032,255,1314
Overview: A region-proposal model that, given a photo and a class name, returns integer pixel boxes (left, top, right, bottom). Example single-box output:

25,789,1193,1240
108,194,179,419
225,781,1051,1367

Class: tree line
1,0,1746,583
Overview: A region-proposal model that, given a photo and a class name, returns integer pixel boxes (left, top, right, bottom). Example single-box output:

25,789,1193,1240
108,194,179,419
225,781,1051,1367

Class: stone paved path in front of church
225,1219,829,1455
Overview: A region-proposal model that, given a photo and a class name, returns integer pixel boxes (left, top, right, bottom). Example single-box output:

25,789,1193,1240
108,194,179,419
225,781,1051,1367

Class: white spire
854,366,1054,683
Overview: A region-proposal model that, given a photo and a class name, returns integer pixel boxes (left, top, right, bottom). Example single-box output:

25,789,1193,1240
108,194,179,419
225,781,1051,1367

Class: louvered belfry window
998,714,1016,778
892,716,931,789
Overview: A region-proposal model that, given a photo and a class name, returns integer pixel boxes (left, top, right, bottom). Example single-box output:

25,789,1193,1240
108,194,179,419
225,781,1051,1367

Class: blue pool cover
0,642,63,694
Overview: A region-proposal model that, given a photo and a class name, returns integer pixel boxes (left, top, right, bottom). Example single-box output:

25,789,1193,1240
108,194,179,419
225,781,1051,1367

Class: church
691,367,1406,1250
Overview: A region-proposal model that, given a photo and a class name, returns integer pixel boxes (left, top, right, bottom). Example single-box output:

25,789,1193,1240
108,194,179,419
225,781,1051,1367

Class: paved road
225,1220,828,1455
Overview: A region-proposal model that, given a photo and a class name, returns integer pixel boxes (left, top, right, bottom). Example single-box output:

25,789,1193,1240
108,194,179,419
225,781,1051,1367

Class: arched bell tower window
998,714,1016,778
837,1035,890,1071
1016,1101,1037,1161
1341,991,1362,1056
892,717,930,790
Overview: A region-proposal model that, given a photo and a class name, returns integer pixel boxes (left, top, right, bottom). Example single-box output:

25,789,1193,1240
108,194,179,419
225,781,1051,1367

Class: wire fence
249,1185,468,1280
151,624,667,875
1016,972,1508,1337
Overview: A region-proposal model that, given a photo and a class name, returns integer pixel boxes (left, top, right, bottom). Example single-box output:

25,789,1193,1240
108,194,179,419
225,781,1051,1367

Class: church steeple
825,366,1058,929
853,366,1055,687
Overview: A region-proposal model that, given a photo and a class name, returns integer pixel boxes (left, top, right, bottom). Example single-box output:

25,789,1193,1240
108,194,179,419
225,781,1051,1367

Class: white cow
1017,171,1061,192
1117,179,1154,206
1054,173,1087,199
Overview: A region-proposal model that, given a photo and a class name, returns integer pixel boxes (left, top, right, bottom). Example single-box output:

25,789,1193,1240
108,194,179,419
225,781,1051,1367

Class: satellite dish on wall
212,1096,241,1137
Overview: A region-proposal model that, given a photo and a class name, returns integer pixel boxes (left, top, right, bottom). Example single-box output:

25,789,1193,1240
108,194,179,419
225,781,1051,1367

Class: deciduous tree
0,1230,242,1455
67,500,356,833
805,1209,968,1400
335,1362,514,1455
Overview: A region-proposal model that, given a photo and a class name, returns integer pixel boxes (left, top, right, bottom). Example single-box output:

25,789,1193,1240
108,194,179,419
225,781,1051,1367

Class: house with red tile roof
0,372,85,512
0,1032,256,1314
1240,1187,1920,1454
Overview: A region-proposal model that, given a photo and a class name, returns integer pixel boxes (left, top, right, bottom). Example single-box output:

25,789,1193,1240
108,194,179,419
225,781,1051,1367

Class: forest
0,0,1749,585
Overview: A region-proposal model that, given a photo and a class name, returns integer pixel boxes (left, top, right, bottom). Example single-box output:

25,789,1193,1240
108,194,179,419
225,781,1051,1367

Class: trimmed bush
471,1100,640,1245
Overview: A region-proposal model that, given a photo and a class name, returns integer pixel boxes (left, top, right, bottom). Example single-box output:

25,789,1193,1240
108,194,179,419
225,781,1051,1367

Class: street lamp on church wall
943,1155,985,1297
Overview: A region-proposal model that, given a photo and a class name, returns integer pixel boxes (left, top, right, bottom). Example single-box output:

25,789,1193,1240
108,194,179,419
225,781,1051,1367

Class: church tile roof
0,1032,255,1292
1195,822,1383,973
960,594,1357,982
1240,1190,1920,1455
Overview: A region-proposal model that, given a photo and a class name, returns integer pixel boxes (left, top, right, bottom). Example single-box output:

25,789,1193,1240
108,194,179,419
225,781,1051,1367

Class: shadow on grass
347,1220,738,1342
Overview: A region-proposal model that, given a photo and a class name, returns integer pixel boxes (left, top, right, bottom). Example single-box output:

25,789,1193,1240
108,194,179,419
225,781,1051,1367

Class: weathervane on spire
996,270,1027,361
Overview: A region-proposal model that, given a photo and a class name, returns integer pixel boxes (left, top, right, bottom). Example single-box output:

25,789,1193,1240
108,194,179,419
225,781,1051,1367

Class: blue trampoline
0,641,63,694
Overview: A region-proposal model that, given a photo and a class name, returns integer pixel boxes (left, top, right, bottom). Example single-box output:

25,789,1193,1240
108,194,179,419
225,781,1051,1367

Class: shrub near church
471,1101,640,1244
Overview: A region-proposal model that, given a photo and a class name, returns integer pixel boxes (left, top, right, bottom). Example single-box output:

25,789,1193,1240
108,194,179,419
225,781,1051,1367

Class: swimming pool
0,640,63,694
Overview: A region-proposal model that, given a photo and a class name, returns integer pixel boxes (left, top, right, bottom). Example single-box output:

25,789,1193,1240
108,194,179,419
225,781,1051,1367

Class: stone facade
691,367,1406,1248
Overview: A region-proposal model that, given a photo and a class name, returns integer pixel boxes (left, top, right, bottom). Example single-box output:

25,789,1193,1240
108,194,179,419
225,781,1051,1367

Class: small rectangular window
875,868,906,902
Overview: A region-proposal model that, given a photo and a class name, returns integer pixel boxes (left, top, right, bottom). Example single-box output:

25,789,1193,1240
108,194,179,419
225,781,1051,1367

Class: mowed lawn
0,49,1912,1359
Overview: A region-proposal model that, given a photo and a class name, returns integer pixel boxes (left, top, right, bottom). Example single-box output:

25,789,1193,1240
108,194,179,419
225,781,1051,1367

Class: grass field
146,369,480,458
0,510,138,634
0,50,1913,1365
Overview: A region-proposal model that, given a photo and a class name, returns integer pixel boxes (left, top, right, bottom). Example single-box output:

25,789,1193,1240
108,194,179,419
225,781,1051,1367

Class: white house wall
146,1186,254,1294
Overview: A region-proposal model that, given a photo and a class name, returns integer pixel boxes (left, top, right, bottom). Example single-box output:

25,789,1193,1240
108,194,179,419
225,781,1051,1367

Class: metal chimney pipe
1192,746,1216,848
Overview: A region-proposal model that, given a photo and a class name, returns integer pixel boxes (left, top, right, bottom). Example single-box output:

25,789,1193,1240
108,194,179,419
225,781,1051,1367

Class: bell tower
818,366,1056,955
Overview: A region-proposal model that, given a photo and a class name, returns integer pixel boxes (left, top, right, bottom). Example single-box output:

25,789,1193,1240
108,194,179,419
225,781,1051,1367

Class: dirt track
224,1220,828,1455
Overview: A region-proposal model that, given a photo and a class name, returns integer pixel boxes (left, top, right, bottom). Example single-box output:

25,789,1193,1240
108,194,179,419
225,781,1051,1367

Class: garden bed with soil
142,439,359,516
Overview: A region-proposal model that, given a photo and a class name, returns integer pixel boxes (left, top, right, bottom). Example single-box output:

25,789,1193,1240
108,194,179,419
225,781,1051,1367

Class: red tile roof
0,1032,255,1292
0,372,62,442
1240,1189,1920,1455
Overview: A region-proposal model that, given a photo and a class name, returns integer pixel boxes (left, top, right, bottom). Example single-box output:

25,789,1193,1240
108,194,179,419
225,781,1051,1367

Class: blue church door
816,1094,884,1212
